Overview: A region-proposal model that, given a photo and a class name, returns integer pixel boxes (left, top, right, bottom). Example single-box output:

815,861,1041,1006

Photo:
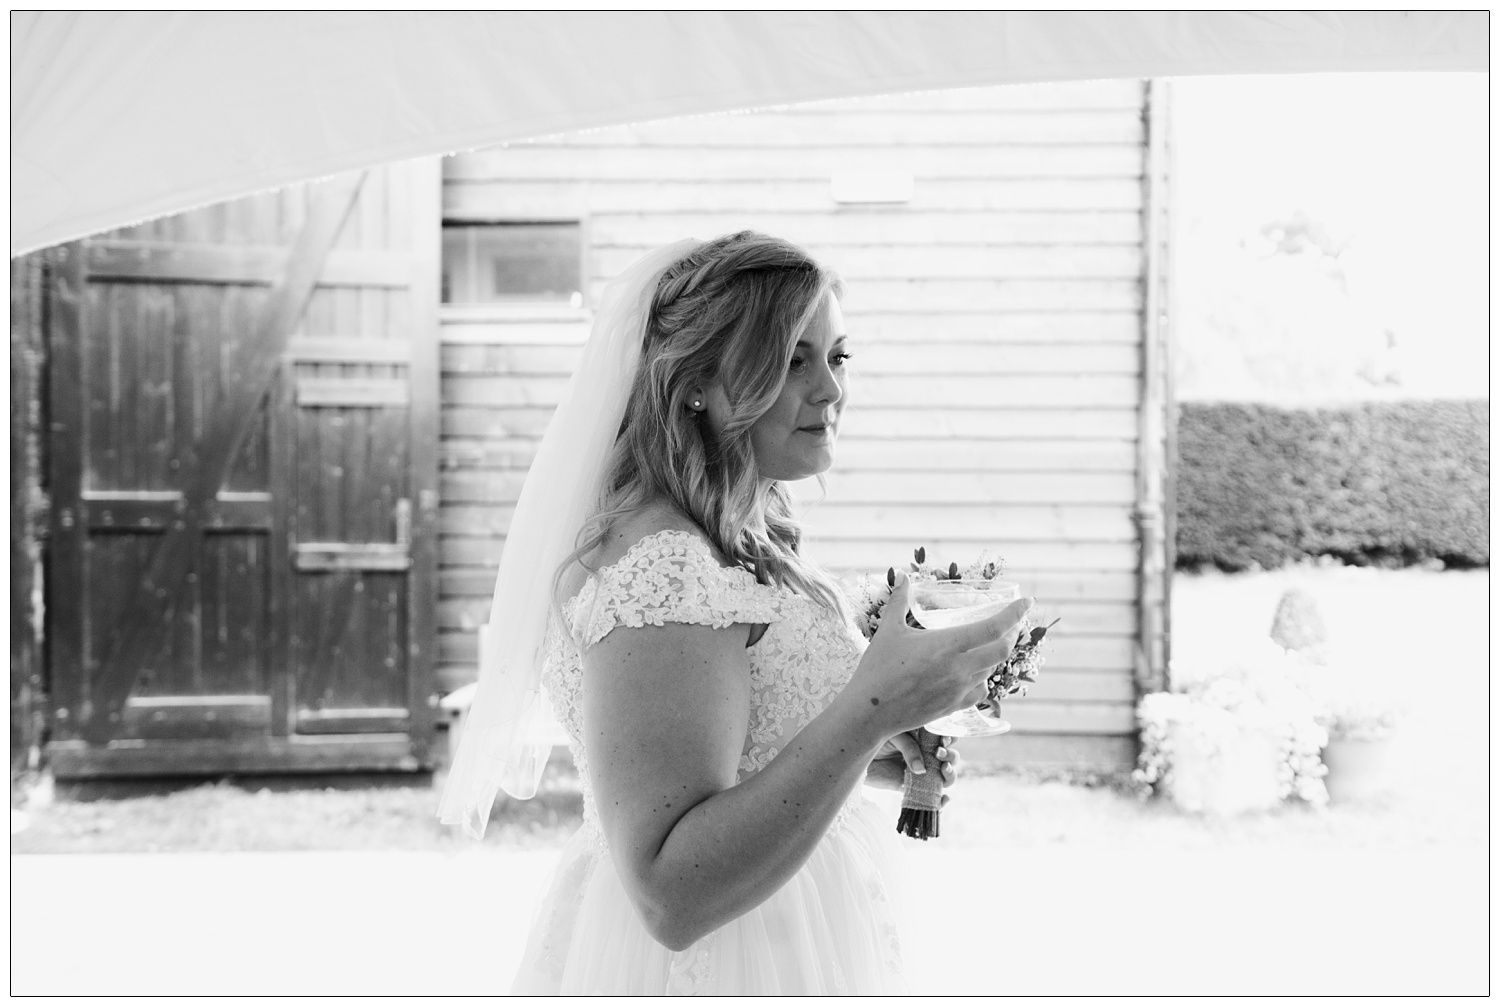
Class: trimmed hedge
1175,401,1489,571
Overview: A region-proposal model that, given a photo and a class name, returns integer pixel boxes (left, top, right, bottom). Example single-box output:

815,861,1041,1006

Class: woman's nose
811,360,843,405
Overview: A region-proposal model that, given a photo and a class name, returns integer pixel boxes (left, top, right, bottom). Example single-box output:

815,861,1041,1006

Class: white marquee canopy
10,10,1486,256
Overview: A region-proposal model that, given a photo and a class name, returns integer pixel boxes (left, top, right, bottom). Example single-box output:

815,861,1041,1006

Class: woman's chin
762,448,835,483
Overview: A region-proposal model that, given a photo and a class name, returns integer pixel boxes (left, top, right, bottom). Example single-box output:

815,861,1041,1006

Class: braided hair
560,231,849,616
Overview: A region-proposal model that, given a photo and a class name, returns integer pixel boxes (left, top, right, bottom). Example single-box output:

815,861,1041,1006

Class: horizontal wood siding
438,80,1148,744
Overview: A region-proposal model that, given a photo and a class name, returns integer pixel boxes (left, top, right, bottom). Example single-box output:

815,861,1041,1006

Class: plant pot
1321,735,1397,804
1167,720,1283,816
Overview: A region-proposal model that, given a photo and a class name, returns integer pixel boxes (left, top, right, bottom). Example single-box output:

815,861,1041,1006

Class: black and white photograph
9,11,1489,996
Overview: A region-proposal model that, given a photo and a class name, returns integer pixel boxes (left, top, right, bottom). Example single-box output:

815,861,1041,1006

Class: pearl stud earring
691,398,702,410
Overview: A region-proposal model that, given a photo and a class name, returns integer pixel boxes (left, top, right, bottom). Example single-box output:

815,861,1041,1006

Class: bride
440,232,1031,994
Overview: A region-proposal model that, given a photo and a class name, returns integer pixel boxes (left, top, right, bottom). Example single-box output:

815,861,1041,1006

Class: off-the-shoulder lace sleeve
568,529,782,650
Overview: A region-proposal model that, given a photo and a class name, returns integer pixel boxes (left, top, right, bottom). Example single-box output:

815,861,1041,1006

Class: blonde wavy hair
557,231,849,616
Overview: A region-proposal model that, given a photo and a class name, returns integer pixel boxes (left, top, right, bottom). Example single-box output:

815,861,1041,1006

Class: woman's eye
789,351,851,375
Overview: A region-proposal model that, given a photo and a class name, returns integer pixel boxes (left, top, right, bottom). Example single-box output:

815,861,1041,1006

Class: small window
441,221,583,304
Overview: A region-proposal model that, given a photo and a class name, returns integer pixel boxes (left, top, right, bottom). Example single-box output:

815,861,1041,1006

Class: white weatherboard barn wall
435,79,1169,767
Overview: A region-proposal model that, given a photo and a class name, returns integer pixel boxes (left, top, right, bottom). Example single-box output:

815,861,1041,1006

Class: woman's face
705,292,850,483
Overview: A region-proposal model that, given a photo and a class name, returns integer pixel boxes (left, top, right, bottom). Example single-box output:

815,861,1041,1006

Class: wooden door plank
344,387,390,703
292,163,421,722
167,284,205,695
86,241,414,288
296,709,410,734
293,544,411,571
199,533,270,696
295,572,360,720
225,291,276,493
79,495,274,532
109,287,140,490
352,410,399,702
47,245,88,740
404,156,443,764
120,695,271,740
83,172,367,744
11,254,46,763
48,735,424,778
269,352,294,738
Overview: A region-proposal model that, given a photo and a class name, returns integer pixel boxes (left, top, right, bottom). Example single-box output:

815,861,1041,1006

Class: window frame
438,216,589,315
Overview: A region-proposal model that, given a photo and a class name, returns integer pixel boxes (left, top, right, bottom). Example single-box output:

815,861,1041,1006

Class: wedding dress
510,529,911,994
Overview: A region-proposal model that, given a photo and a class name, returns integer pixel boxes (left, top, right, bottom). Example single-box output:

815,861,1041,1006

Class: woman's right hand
846,571,1033,736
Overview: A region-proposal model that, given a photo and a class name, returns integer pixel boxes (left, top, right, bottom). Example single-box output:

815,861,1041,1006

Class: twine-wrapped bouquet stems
854,549,1057,841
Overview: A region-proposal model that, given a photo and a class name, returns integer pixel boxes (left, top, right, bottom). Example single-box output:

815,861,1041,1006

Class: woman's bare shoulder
557,502,718,602
592,502,716,570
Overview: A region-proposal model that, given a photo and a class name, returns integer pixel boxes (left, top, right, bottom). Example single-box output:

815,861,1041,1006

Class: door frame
45,161,442,779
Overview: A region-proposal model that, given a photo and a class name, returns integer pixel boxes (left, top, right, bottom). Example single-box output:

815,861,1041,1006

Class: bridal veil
438,239,702,838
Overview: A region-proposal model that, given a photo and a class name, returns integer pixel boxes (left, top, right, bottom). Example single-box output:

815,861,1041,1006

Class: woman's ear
696,384,732,436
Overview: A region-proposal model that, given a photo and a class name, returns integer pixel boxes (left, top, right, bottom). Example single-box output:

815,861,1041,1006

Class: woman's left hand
865,732,960,805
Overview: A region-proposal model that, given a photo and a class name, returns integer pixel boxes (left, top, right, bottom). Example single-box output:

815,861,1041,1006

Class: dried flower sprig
849,548,1057,841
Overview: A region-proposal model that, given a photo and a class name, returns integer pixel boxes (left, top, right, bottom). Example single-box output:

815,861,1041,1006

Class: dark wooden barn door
47,161,441,777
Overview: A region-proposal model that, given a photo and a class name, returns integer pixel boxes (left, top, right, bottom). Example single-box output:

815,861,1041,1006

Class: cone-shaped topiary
1270,586,1328,662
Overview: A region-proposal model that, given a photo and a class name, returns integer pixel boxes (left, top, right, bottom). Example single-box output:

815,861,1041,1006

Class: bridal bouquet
850,548,1057,840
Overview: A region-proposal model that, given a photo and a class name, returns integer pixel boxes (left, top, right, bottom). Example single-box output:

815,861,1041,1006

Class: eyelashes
789,352,854,375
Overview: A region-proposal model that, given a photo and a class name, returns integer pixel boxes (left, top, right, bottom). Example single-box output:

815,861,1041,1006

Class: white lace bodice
540,529,869,837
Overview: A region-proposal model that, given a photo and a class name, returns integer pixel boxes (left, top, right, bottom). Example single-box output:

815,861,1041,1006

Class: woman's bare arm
582,564,1029,952
582,617,876,950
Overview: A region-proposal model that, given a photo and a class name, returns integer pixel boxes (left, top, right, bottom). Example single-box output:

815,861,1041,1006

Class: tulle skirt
511,795,910,995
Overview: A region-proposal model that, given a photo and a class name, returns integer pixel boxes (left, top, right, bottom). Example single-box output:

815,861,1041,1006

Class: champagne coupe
909,578,1022,737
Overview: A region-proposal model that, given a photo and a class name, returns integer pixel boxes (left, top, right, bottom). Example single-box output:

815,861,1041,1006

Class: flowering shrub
1132,692,1192,799
1134,639,1329,810
1303,666,1401,742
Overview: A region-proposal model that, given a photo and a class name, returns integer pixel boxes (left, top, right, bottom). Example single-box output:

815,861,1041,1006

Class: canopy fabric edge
11,10,1488,256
